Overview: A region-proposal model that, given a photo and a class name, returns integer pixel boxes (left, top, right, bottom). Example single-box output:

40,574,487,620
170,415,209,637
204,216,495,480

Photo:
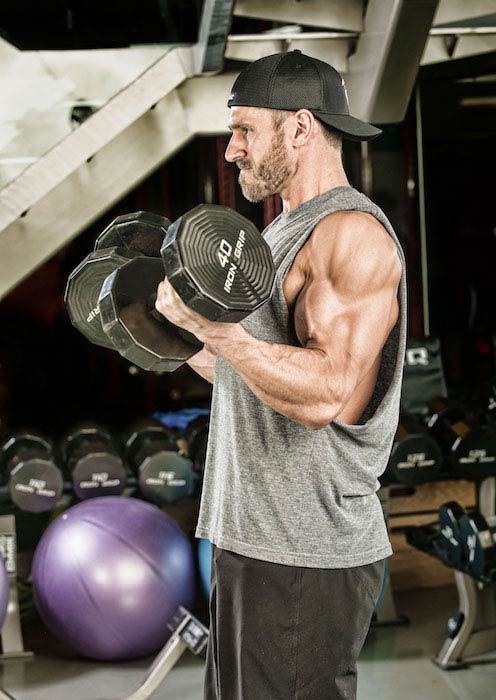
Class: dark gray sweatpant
204,546,385,700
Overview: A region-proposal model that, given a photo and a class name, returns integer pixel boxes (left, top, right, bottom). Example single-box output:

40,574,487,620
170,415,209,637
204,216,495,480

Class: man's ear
293,110,315,147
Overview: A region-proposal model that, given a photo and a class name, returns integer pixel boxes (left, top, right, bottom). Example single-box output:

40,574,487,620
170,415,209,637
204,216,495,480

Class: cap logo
341,78,349,106
228,92,235,101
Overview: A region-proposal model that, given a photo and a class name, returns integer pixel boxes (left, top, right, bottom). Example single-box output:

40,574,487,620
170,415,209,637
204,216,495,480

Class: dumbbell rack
436,477,496,669
0,515,32,659
434,569,496,669
408,478,496,669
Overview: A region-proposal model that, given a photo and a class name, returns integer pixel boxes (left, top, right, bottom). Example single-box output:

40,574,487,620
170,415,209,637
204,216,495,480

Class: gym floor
0,585,494,700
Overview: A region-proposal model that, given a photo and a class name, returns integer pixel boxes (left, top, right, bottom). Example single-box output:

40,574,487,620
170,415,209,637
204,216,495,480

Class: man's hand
154,278,242,351
155,278,213,341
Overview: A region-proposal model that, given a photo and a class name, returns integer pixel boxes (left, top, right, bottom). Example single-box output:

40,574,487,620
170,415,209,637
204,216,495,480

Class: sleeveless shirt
195,186,407,568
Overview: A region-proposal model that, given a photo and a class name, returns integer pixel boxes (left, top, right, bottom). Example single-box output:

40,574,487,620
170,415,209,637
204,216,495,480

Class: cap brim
312,111,382,141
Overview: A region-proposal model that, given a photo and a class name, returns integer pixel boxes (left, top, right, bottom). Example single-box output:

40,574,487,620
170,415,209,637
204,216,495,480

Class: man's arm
186,347,216,384
156,211,402,429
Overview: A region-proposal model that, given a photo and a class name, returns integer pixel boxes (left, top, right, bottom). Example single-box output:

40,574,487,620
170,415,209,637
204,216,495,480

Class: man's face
225,106,292,202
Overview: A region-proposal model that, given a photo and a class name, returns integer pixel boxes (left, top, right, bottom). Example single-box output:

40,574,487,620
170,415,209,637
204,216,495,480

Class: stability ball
0,556,9,629
32,496,195,660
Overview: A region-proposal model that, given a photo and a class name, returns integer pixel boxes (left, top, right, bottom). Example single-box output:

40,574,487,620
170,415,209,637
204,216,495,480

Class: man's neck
279,156,350,213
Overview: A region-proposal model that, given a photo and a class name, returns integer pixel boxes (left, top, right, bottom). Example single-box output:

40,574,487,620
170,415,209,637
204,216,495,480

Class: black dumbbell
0,432,64,513
459,511,496,580
124,419,195,505
66,204,275,372
185,416,210,476
385,414,443,486
65,212,170,349
427,398,496,480
94,211,171,256
58,423,127,500
437,501,466,568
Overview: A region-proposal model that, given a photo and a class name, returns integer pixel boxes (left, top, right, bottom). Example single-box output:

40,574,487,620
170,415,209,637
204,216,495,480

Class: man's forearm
202,324,343,429
186,347,216,384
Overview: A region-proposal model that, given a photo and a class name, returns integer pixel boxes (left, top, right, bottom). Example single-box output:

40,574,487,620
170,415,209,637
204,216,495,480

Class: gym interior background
0,1,496,699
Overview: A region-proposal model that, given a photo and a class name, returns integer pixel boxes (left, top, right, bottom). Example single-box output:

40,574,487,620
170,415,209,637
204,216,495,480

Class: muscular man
156,51,405,700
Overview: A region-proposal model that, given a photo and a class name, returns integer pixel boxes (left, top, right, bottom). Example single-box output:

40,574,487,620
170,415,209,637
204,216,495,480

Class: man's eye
241,127,249,135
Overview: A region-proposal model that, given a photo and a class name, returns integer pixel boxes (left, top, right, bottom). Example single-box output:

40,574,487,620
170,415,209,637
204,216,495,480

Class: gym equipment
58,423,127,500
0,556,8,631
198,537,212,598
95,211,171,256
185,414,210,475
0,605,207,700
99,204,275,372
407,479,496,669
0,432,63,513
438,501,466,568
0,514,33,659
65,247,139,349
385,414,443,485
459,511,496,581
124,420,194,504
32,496,196,661
433,570,496,670
427,398,496,480
401,337,447,415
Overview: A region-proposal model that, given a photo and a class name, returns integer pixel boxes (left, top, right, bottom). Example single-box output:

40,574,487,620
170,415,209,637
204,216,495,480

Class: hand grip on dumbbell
65,205,275,372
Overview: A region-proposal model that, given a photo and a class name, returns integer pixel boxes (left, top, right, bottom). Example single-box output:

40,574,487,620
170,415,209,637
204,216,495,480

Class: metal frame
433,570,496,669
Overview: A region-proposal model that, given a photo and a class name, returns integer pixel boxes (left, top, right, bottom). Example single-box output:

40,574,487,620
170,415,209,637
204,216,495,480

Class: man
156,51,406,700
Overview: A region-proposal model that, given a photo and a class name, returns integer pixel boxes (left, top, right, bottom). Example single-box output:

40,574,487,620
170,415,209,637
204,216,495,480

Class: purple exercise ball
0,556,9,629
32,496,195,661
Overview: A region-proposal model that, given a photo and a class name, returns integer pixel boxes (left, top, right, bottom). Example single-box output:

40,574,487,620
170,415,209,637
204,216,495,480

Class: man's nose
225,133,245,163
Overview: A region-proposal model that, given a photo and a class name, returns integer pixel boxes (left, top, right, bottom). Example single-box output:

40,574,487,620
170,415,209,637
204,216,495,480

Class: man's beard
238,135,291,203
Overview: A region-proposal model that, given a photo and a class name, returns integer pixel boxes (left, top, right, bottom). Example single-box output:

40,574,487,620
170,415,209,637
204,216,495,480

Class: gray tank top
195,186,407,568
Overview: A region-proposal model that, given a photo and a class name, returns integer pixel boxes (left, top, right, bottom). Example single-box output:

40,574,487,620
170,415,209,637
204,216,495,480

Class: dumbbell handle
145,293,203,350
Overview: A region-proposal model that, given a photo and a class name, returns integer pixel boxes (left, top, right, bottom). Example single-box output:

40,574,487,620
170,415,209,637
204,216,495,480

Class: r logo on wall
402,338,447,415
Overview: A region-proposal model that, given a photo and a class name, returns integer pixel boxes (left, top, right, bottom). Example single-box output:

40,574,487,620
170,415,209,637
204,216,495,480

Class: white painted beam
0,73,235,300
225,33,354,71
347,0,439,123
434,0,496,26
0,47,195,232
233,0,365,32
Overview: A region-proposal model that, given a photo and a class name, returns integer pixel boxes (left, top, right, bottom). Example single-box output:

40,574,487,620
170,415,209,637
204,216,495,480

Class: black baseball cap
227,50,381,142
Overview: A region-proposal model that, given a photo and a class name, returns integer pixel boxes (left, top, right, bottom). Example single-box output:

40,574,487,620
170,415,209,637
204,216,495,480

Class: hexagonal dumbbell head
161,204,275,321
98,256,203,372
65,247,140,349
95,211,171,257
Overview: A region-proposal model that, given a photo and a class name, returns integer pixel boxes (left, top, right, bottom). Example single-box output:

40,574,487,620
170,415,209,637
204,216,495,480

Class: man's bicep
299,255,400,391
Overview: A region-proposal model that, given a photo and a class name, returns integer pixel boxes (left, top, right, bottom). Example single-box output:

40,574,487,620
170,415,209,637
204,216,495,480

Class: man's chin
239,184,264,203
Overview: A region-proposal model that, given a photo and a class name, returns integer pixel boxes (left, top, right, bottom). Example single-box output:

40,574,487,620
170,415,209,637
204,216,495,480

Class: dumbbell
459,511,496,580
385,414,443,486
65,212,170,350
437,501,466,568
65,204,275,372
58,423,127,500
124,419,195,504
184,415,210,476
0,432,64,513
427,398,496,480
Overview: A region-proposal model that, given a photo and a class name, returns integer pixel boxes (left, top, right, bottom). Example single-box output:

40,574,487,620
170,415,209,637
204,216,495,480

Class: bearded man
156,51,405,700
